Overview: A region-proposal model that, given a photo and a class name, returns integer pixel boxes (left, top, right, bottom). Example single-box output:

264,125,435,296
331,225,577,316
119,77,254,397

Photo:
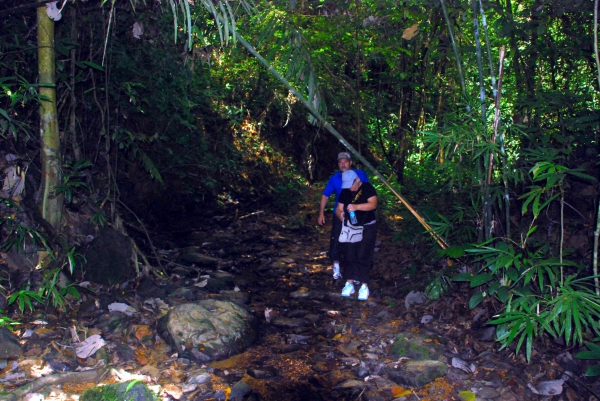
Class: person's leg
356,223,377,300
340,242,358,296
330,217,343,279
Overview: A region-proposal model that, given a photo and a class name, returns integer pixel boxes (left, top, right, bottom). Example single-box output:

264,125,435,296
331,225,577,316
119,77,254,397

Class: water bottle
349,210,357,225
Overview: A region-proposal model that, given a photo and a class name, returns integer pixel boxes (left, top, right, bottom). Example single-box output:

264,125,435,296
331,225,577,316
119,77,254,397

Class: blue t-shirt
322,169,369,213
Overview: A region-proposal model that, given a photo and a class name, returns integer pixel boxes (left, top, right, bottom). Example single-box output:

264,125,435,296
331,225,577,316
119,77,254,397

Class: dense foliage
1,0,600,365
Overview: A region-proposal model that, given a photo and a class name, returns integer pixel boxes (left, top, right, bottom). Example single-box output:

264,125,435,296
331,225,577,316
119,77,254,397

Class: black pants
340,223,377,284
329,216,343,263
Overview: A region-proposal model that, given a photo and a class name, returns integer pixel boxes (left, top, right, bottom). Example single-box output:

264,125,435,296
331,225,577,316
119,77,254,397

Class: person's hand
318,212,326,226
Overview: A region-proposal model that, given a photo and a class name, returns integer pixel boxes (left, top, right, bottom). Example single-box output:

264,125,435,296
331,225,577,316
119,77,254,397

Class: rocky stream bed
0,209,596,401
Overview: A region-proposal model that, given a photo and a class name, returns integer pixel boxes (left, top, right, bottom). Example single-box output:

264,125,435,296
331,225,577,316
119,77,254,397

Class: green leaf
585,365,600,376
506,268,519,282
470,273,494,287
458,390,476,401
76,61,105,71
495,286,510,303
452,272,474,282
125,379,142,394
469,292,485,309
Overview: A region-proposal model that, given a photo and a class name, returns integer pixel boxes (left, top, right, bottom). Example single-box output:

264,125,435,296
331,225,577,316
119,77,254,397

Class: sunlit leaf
402,24,419,40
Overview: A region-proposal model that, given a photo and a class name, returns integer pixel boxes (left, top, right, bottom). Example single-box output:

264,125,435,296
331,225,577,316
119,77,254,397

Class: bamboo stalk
593,0,600,295
492,46,509,238
439,0,469,112
471,0,493,240
231,30,449,250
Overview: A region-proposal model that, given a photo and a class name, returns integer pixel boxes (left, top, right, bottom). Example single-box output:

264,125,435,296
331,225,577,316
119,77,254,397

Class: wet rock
303,313,321,323
210,270,236,284
43,349,77,372
356,363,369,378
286,334,310,344
334,379,368,389
247,366,278,379
446,366,471,382
136,277,167,300
312,361,331,373
270,316,309,329
114,343,135,362
158,300,256,362
366,376,401,399
473,326,496,341
204,278,229,292
81,380,156,401
180,247,221,267
474,386,500,398
286,309,311,317
0,327,22,360
385,359,448,387
220,290,249,305
230,380,252,400
169,287,198,301
95,312,130,334
186,368,212,384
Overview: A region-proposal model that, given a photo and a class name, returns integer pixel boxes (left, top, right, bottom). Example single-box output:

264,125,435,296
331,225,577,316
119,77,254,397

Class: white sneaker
358,284,369,301
341,282,355,297
333,265,342,280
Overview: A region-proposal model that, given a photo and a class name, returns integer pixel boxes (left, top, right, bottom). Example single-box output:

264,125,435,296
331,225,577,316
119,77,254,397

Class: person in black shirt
335,170,378,301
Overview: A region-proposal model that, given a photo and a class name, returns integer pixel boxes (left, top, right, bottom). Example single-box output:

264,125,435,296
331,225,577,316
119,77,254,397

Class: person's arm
318,195,330,226
347,196,377,213
335,202,345,222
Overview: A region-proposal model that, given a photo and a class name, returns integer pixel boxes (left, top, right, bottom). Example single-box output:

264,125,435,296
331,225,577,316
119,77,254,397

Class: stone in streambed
158,300,255,362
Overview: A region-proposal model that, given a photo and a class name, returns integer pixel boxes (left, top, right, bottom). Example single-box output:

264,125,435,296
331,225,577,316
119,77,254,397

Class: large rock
0,327,21,359
83,227,134,285
180,247,221,267
385,359,448,387
158,300,255,362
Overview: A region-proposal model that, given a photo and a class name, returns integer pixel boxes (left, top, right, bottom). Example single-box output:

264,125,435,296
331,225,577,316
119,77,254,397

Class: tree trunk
37,5,63,230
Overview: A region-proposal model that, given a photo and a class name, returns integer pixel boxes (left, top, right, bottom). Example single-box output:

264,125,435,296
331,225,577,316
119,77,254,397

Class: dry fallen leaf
75,334,106,359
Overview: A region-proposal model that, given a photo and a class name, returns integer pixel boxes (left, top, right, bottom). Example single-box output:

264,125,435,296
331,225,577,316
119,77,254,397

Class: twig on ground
239,211,264,220
0,368,107,401
130,239,167,280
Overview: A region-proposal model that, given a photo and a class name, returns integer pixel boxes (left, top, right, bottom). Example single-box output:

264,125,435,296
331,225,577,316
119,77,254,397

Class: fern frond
133,146,164,185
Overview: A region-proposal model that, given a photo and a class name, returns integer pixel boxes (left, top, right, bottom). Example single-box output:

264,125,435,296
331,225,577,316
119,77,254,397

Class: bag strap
351,189,362,204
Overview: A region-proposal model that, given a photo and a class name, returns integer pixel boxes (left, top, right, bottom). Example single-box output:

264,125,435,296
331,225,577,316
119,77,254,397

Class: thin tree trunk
37,5,63,230
69,6,82,161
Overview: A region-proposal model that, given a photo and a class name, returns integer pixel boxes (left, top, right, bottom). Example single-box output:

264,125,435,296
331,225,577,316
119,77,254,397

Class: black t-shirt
339,182,377,225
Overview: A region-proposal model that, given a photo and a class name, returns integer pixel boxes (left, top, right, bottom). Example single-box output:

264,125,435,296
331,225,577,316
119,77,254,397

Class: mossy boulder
385,360,448,387
81,381,157,401
388,331,447,361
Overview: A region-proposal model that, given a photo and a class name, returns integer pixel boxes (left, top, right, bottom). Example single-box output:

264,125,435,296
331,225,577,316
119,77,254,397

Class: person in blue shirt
318,152,369,280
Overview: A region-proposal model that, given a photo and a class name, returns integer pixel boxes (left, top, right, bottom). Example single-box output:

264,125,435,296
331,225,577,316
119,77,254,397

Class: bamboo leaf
585,365,600,376
469,292,485,309
453,273,474,282
470,273,494,287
